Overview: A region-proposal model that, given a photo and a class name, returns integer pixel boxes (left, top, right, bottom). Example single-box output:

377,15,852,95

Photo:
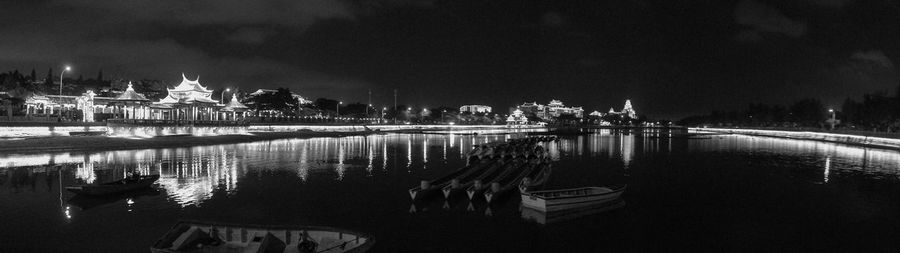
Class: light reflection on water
1,130,900,251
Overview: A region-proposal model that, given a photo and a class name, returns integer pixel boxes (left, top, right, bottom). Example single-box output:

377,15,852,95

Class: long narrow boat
520,185,626,212
441,158,506,198
518,163,553,194
66,175,160,196
483,159,543,203
150,220,374,253
408,159,491,200
466,158,527,200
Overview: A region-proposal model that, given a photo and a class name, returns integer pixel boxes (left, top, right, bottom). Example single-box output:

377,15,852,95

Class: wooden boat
518,163,552,194
441,158,506,198
465,158,526,200
65,175,160,196
408,159,491,200
520,185,626,212
520,200,625,225
150,220,373,253
483,159,543,203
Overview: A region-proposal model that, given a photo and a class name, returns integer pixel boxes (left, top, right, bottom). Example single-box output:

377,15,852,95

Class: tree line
679,84,900,132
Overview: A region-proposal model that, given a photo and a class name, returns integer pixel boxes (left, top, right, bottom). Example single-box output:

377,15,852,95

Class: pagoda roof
115,82,150,101
220,94,249,112
170,73,213,93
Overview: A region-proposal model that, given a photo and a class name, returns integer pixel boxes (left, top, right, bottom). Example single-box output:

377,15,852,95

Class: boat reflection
150,220,374,253
520,200,626,225
67,188,160,210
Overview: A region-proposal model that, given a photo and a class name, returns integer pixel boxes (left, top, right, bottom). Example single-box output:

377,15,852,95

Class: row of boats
410,135,628,217
408,136,556,203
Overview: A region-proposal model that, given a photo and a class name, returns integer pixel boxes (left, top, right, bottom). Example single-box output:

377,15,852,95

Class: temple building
607,99,638,119
150,74,224,121
459,105,492,114
506,108,528,126
516,100,584,121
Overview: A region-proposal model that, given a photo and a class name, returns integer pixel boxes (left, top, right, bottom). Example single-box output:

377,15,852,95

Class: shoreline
691,127,900,151
0,131,370,155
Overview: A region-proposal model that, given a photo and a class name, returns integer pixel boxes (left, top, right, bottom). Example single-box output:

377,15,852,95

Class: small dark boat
67,188,161,210
518,163,553,193
484,159,543,203
66,175,160,196
408,159,491,200
150,220,374,253
466,158,527,200
441,159,505,198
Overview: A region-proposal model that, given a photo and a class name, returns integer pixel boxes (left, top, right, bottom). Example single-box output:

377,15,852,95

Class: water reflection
3,131,900,221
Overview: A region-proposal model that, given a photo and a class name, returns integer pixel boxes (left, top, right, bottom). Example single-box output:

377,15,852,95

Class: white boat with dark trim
520,185,626,212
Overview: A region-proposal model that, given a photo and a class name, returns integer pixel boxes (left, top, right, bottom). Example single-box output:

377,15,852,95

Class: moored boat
520,185,626,212
408,159,491,200
518,163,552,194
465,158,526,200
65,175,160,196
150,220,374,253
441,158,505,198
484,159,543,203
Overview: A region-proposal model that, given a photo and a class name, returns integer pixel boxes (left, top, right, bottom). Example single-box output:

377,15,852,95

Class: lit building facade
607,99,638,119
459,105,492,114
516,100,584,121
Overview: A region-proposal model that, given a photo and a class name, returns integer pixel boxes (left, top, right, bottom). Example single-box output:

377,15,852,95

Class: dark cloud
734,0,807,38
0,0,899,119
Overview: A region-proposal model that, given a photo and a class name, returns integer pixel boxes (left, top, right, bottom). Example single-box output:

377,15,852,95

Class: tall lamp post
220,88,230,102
58,66,71,118
336,101,342,119
828,109,836,130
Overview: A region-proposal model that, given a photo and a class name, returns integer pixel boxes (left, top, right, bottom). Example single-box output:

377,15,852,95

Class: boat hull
521,186,625,212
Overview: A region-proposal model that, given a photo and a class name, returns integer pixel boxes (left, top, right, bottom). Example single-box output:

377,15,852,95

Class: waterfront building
546,99,584,119
518,102,546,119
607,99,638,119
246,89,312,104
459,104,492,113
516,100,583,121
506,108,528,126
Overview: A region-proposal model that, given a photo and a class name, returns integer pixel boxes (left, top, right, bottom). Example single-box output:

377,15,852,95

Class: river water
1,130,898,252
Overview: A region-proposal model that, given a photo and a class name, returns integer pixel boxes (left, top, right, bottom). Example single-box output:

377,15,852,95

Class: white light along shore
691,127,900,151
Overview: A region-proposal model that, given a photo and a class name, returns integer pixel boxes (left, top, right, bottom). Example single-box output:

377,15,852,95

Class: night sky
1,0,898,119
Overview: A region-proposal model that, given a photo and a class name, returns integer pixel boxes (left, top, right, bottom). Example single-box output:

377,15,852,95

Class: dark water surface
1,130,899,252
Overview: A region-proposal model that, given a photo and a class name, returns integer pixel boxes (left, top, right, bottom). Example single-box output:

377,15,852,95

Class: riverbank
691,127,900,151
0,132,366,154
0,125,547,154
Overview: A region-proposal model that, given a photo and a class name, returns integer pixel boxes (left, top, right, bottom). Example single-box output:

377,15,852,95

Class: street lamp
336,101,342,117
828,108,836,130
59,66,71,118
220,88,230,102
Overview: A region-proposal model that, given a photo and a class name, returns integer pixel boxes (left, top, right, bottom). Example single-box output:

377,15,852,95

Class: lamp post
829,109,835,130
58,66,70,118
336,101,342,118
220,88,230,102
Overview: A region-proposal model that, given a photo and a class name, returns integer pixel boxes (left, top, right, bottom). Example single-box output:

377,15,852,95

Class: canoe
518,163,553,194
465,158,527,200
441,158,506,198
150,220,374,253
65,175,160,196
408,159,491,200
520,200,625,225
483,159,543,203
520,185,626,212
